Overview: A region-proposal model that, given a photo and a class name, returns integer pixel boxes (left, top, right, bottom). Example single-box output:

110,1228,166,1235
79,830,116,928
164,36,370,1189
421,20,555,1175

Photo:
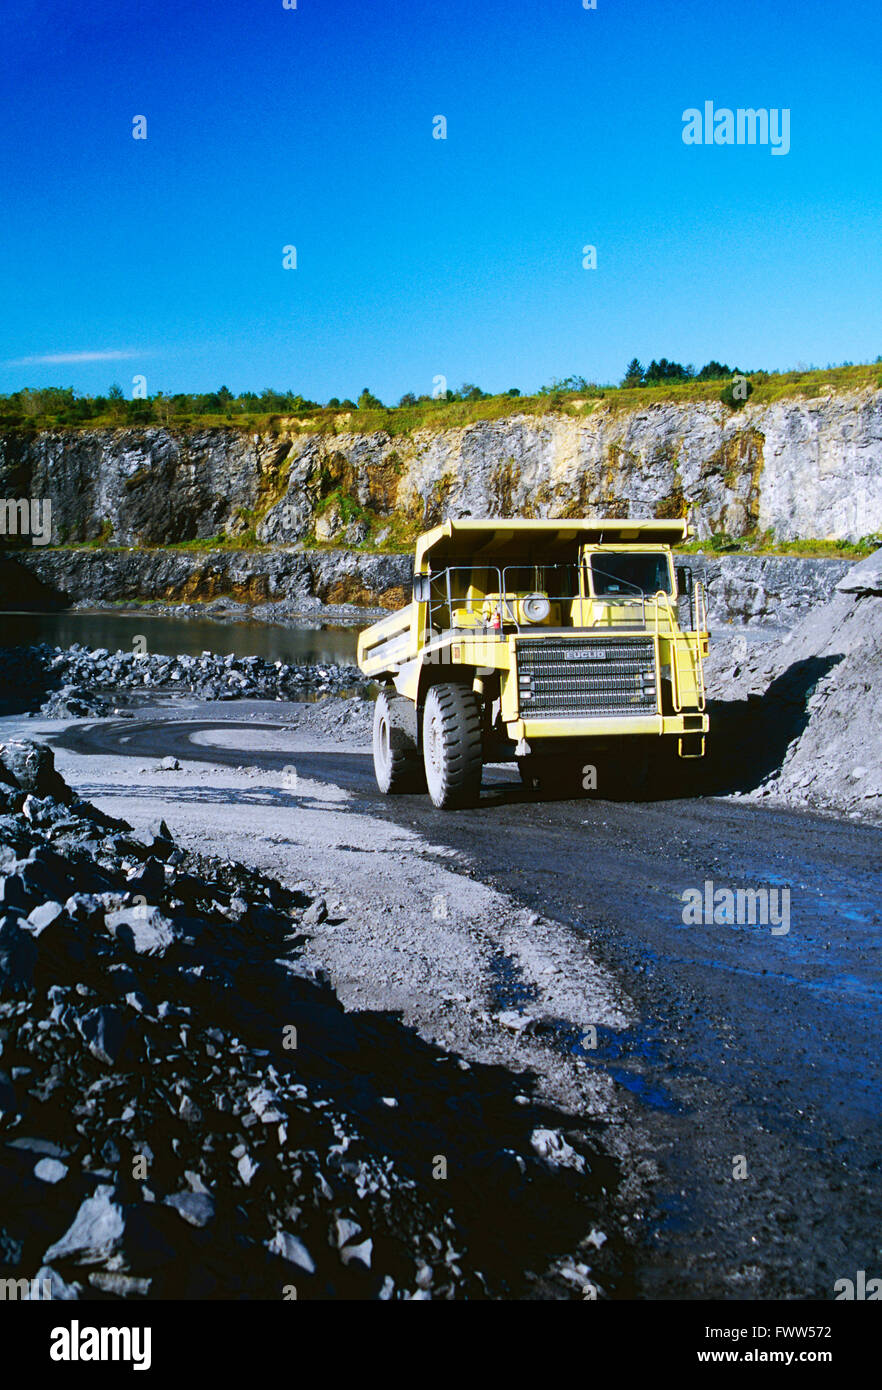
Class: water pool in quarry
0,610,361,666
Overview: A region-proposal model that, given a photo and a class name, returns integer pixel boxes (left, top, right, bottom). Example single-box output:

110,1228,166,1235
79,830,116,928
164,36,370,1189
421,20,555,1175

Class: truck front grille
516,637,657,718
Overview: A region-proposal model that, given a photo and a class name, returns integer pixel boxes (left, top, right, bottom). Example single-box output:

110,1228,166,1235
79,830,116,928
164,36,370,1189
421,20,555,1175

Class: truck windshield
589,553,672,597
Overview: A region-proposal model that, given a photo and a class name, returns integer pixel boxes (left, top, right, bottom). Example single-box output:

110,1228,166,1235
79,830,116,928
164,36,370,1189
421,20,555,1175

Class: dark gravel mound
694,547,882,818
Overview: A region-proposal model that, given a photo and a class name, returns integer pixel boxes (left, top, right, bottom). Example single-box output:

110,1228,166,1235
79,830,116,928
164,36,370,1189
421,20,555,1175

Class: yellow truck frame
358,518,709,808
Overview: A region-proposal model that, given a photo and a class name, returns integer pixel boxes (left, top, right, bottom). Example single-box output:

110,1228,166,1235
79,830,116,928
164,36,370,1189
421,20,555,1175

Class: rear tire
422,684,483,809
373,688,424,794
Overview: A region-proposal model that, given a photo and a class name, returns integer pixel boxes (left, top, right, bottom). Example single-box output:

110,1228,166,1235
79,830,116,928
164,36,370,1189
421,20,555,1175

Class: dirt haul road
15,698,882,1300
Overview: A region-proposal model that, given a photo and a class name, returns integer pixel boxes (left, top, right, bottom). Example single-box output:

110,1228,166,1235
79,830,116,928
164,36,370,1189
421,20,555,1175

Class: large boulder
836,546,882,597
104,904,177,956
0,739,71,803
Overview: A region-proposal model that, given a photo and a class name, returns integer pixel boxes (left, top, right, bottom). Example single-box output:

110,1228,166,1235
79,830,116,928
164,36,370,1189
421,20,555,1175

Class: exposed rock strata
1,388,880,551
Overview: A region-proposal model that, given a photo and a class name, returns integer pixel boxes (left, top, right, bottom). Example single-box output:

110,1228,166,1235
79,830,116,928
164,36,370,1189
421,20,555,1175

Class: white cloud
6,350,141,366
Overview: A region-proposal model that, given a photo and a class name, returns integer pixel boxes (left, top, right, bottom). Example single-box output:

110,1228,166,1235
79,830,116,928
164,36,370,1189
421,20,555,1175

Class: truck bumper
507,712,709,740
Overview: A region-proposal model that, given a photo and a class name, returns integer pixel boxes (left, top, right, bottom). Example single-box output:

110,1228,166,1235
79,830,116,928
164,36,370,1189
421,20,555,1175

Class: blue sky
1,0,879,402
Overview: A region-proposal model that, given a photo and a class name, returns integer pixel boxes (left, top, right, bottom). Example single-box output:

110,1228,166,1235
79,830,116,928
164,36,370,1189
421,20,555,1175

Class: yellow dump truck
357,518,709,808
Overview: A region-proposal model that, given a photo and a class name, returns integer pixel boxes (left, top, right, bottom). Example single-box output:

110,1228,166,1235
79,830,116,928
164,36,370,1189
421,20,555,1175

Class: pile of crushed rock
705,547,882,819
0,644,365,719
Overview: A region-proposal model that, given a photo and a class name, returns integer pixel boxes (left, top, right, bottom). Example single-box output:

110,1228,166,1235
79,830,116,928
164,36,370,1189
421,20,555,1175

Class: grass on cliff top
3,363,880,436
675,531,881,559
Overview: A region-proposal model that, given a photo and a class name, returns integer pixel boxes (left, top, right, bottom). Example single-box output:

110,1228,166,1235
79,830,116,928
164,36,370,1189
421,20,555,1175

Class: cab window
589,553,672,596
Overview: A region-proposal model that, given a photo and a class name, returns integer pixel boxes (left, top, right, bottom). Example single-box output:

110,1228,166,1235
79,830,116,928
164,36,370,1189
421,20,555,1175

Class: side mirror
413,573,431,603
675,565,692,597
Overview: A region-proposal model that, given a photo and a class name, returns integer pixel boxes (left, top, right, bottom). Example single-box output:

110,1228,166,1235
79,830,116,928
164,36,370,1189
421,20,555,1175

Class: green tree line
1,357,879,429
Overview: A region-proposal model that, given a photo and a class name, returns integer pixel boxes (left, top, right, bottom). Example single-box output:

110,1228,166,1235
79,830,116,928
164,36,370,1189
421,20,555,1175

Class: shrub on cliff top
720,376,754,410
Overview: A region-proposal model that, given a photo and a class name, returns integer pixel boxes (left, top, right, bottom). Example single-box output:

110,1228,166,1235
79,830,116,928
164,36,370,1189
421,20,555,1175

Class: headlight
521,592,550,623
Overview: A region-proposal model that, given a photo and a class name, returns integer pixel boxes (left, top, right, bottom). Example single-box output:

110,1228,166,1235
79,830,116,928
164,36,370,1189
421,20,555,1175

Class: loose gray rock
340,1237,373,1269
27,900,64,935
163,1192,215,1228
88,1270,151,1296
105,904,176,955
302,896,328,926
334,1217,362,1248
35,1265,81,1300
34,1158,68,1184
77,1006,129,1065
8,1136,69,1157
44,1186,125,1264
237,1154,259,1185
125,858,165,898
247,1085,285,1123
267,1230,315,1273
134,819,174,855
530,1128,586,1173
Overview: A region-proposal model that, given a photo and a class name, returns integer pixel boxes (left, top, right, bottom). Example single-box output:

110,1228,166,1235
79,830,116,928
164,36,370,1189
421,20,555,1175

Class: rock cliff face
0,548,413,612
687,554,852,627
1,387,881,549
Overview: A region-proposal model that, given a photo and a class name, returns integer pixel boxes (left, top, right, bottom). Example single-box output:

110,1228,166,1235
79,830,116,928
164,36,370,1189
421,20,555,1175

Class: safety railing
425,564,504,638
499,564,590,631
425,563,593,635
423,562,687,637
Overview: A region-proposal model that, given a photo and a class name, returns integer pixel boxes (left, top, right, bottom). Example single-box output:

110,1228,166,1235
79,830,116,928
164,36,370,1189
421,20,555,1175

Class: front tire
373,688,424,794
422,684,483,809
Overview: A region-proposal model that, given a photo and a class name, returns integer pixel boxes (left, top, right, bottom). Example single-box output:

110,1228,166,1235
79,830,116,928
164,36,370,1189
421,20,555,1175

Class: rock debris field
0,738,619,1301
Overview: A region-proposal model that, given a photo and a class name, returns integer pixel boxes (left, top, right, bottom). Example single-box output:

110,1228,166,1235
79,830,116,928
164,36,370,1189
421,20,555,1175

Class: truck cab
358,518,709,808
